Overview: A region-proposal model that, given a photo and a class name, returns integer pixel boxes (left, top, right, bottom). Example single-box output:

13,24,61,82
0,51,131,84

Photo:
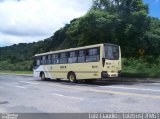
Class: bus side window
68,51,77,63
78,50,85,63
47,55,52,64
59,52,67,64
41,55,46,64
36,59,40,66
86,48,99,62
52,54,59,64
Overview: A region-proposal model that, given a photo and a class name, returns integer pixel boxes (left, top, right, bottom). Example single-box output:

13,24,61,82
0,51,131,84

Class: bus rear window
104,45,119,60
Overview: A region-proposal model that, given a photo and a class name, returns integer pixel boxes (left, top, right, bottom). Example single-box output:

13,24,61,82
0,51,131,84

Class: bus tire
68,72,77,83
40,72,46,80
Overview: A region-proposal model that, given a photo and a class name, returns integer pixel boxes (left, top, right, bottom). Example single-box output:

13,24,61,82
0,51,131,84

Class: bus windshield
104,45,119,60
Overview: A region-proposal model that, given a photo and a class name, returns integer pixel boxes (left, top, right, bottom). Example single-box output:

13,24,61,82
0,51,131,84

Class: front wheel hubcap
70,75,74,81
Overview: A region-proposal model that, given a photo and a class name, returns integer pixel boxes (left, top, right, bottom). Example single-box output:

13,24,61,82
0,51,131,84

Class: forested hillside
0,0,160,77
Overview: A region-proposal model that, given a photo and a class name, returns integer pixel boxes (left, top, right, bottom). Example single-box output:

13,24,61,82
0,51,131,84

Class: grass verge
122,57,160,78
0,70,32,75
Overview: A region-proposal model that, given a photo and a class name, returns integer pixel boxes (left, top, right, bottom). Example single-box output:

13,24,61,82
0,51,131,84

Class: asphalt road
0,74,160,113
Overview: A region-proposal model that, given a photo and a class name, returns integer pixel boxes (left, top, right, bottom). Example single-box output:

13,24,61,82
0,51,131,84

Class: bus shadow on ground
36,77,158,86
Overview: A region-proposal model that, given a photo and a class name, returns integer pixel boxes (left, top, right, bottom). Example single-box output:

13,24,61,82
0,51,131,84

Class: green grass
0,60,32,71
0,60,33,75
0,70,32,75
121,72,159,78
121,57,160,78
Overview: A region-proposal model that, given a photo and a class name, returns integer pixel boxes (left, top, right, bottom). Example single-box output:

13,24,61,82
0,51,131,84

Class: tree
92,0,150,56
144,17,160,56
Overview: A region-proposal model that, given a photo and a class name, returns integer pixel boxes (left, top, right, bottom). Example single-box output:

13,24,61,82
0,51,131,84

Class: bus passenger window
86,48,99,62
52,54,59,64
47,55,52,64
78,50,85,63
68,51,77,63
59,53,67,64
36,60,40,66
41,55,46,64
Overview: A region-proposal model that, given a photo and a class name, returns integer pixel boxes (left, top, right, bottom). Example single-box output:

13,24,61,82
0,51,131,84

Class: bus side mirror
102,58,105,67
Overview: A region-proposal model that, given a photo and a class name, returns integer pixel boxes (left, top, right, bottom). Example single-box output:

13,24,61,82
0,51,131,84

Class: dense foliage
0,0,160,76
122,57,160,78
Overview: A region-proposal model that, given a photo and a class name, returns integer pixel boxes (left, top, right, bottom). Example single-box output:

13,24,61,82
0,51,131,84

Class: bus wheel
68,72,77,83
40,72,46,80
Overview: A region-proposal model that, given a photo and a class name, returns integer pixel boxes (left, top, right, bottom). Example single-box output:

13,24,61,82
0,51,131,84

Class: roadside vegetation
122,57,160,78
0,0,160,78
0,70,32,75
0,60,32,71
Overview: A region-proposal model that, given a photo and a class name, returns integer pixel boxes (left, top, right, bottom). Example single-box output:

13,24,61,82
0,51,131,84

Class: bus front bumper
101,71,121,78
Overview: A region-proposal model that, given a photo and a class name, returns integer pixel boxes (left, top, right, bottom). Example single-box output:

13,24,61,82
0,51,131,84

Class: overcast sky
0,0,92,47
0,0,159,47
